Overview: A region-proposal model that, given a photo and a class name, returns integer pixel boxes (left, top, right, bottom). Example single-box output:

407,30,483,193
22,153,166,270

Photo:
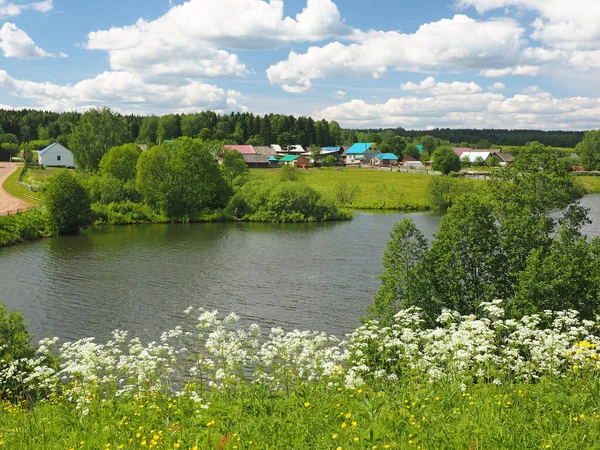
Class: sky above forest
0,0,599,130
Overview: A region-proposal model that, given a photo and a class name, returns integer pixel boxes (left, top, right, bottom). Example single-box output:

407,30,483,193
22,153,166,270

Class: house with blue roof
371,153,399,167
38,143,76,168
344,143,374,164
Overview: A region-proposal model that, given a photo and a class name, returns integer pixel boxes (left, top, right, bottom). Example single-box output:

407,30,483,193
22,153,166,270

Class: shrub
44,170,93,234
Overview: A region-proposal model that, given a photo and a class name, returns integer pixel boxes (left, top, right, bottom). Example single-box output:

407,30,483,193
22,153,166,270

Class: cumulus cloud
0,70,246,113
0,22,53,59
333,90,346,98
85,0,352,79
317,76,600,130
458,0,600,71
267,15,526,92
0,0,51,17
478,65,539,77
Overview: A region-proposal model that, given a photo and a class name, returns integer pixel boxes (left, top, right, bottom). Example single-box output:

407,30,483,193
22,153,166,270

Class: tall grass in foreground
3,301,600,449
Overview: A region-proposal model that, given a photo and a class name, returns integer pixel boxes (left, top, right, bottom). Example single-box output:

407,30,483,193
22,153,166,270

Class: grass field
1,165,42,205
21,166,61,189
251,168,482,210
576,176,600,194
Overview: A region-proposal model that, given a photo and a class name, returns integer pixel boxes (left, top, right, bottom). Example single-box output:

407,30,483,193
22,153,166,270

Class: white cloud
0,0,52,17
0,70,247,113
458,0,600,71
478,65,539,77
317,76,600,130
85,0,352,79
267,15,526,92
489,82,506,90
333,90,346,98
0,22,53,59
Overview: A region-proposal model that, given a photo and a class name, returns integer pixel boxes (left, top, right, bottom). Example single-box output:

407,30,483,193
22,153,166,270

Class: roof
375,153,399,160
279,155,299,162
39,142,58,155
242,154,269,163
403,155,419,162
346,143,374,154
272,144,304,153
322,146,342,152
416,145,424,152
253,146,276,156
453,148,471,157
268,156,279,162
224,144,256,155
497,152,514,162
460,151,492,163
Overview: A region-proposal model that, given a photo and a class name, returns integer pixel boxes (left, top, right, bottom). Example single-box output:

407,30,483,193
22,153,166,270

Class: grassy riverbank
3,378,599,449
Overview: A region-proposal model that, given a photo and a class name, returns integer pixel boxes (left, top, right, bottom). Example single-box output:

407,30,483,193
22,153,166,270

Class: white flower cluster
345,300,600,385
3,302,600,408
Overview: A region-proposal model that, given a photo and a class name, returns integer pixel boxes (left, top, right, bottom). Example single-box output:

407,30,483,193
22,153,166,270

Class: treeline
0,109,586,152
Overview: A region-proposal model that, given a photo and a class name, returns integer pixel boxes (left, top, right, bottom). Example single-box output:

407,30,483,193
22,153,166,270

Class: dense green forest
0,108,585,153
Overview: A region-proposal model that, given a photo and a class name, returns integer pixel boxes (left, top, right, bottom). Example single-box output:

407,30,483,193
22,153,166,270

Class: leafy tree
136,138,231,219
476,139,491,149
427,175,468,210
431,146,461,174
137,116,159,144
277,132,297,150
70,108,131,172
246,135,264,146
157,115,181,142
309,144,322,165
221,149,249,187
99,143,142,183
44,170,93,234
180,114,204,138
420,135,436,154
368,219,428,324
335,180,359,204
578,129,600,171
423,195,509,322
321,155,338,166
388,136,406,158
405,144,420,159
280,164,301,182
420,151,430,164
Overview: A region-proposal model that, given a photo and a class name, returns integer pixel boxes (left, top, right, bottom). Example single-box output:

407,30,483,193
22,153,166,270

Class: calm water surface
0,211,442,343
1,194,599,344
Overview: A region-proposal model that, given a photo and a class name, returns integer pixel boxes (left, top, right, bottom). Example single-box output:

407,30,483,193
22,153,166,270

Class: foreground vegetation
3,304,600,449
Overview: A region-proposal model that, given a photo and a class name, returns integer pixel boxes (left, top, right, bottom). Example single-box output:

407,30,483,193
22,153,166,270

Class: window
57,155,61,161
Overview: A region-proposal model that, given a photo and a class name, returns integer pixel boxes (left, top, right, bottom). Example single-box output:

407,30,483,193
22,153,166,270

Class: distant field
2,165,42,205
22,166,61,188
251,167,482,210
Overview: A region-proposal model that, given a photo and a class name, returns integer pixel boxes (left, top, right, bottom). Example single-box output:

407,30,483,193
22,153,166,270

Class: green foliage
137,115,158,144
136,138,231,219
427,174,468,210
321,155,338,166
277,131,297,150
280,164,301,181
0,208,48,247
335,180,359,205
369,219,428,325
404,144,420,159
419,135,436,154
69,107,132,172
230,179,349,222
309,144,321,165
44,170,93,234
221,149,249,187
372,141,599,324
92,201,164,225
578,129,600,171
431,146,461,174
99,143,142,183
157,114,181,142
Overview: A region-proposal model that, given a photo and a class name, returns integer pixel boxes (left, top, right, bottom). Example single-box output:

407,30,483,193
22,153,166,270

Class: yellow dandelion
341,422,348,429
304,402,310,407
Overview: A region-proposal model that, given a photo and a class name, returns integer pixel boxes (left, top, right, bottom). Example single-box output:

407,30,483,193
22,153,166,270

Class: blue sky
0,0,599,129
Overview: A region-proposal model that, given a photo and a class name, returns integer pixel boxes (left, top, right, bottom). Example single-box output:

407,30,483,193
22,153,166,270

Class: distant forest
0,108,586,150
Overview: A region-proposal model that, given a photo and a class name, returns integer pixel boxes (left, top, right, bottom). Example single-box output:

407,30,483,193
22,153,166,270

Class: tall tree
44,170,92,234
578,129,600,171
70,108,131,172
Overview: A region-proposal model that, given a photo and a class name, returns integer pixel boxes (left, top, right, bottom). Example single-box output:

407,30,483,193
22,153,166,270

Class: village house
271,144,305,155
279,154,310,167
402,155,424,168
224,144,256,155
38,143,76,168
345,143,374,164
371,153,399,167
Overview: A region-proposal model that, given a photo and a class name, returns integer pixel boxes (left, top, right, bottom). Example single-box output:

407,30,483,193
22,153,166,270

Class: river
1,194,599,343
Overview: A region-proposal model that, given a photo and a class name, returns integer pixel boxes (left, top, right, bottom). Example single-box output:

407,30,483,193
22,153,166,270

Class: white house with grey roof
38,143,76,168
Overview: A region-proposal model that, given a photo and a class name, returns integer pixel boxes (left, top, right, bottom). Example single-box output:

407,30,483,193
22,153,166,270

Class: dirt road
0,163,31,216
